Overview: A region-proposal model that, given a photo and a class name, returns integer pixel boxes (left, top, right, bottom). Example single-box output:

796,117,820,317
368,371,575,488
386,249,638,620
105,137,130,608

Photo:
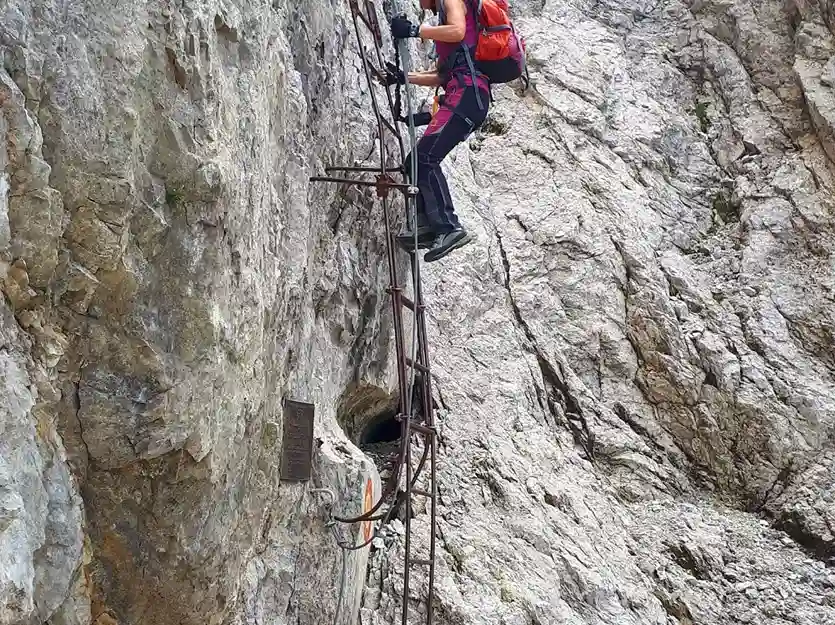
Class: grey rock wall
364,0,835,623
2,0,834,625
2,1,394,623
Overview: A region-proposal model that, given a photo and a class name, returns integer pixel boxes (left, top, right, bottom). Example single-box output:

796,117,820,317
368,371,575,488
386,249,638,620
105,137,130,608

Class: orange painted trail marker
362,478,374,542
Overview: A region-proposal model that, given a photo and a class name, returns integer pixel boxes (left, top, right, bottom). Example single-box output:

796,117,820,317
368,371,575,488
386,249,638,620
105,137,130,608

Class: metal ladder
309,1,438,623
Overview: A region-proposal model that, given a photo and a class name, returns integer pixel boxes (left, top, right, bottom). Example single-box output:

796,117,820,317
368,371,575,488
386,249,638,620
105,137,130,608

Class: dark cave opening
360,410,401,445
334,383,403,471
358,409,403,474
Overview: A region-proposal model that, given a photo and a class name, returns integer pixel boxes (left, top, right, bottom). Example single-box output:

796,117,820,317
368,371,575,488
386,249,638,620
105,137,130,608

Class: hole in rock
336,383,401,471
360,410,401,445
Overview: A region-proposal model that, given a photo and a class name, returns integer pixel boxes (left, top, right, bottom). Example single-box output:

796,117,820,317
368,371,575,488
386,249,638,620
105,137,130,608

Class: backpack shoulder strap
467,0,482,26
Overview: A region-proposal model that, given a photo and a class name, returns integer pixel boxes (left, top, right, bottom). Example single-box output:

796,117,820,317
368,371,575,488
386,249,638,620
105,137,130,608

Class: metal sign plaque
280,399,314,482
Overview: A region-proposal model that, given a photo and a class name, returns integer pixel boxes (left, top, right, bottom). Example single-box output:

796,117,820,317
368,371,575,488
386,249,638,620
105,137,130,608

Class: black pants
404,74,490,233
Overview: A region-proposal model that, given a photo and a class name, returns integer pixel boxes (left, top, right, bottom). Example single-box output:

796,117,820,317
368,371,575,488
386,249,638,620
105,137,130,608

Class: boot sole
397,235,435,250
424,232,473,262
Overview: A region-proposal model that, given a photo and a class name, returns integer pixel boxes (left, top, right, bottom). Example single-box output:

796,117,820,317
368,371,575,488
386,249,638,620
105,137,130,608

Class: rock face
1,1,834,625
2,1,390,623
363,0,835,623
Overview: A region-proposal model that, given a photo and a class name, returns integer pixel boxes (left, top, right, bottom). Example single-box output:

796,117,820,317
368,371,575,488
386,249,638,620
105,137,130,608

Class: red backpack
438,0,529,87
469,0,528,85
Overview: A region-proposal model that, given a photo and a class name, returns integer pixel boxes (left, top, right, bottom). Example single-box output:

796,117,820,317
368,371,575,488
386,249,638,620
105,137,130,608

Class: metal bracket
309,173,415,200
375,173,395,198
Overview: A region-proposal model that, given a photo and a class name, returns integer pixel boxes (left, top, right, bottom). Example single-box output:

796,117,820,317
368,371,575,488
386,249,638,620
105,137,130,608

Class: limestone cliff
2,1,389,623
1,1,834,625
365,1,835,623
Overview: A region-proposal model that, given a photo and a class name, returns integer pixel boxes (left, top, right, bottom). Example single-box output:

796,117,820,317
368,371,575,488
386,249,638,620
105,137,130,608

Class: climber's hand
382,61,406,86
391,15,420,39
397,111,432,126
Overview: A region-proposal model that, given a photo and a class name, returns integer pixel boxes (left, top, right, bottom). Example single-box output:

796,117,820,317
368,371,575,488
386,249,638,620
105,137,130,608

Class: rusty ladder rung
357,11,377,39
406,357,430,374
350,1,382,46
410,558,433,567
409,421,436,436
326,165,403,174
364,0,384,47
308,175,414,194
400,294,425,312
380,115,400,139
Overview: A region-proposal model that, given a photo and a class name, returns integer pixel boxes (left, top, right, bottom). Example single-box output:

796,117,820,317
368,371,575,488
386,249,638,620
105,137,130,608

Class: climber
385,0,490,262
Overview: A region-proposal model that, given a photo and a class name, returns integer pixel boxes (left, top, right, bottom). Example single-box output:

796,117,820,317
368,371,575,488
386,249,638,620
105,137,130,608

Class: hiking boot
424,228,472,262
396,225,437,250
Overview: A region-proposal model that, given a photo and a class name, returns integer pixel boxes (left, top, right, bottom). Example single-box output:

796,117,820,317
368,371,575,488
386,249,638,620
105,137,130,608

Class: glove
383,61,405,86
397,111,433,126
391,15,420,39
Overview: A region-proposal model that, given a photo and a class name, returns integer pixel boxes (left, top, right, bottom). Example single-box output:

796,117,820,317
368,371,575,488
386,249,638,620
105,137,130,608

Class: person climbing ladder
308,3,526,622
386,0,527,262
386,0,490,262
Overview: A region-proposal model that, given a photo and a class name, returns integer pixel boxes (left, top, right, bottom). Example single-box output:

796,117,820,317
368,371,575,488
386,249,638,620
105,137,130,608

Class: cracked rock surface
2,0,834,624
2,1,391,623
365,0,835,623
